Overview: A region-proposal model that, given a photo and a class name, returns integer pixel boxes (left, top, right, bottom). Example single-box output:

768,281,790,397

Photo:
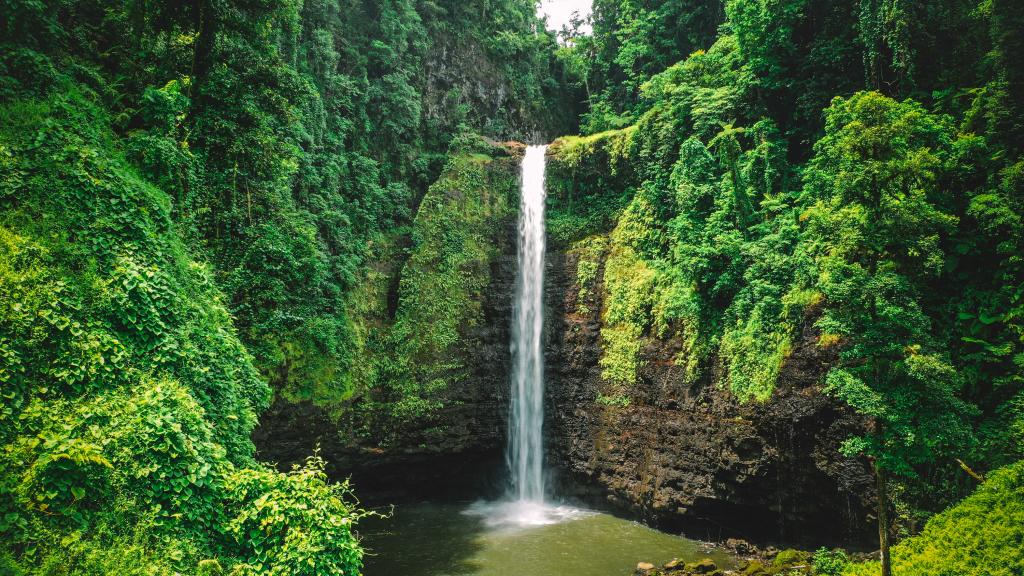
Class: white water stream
466,144,584,528
466,144,580,528
509,144,548,505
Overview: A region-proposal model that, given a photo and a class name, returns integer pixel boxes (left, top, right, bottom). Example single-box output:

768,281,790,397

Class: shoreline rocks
633,548,814,576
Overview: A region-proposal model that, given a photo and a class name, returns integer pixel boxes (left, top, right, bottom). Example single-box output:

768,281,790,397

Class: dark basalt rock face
252,216,519,503
421,35,578,144
543,249,876,547
252,395,507,503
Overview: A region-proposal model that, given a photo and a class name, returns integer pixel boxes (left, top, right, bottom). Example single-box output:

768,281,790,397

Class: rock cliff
254,144,875,546
254,142,522,500
544,247,875,546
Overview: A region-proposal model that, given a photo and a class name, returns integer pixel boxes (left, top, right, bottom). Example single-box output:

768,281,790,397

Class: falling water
466,144,579,527
509,145,548,503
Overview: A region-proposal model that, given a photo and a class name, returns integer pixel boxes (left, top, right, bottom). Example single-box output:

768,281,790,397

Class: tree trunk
192,1,217,89
875,462,892,576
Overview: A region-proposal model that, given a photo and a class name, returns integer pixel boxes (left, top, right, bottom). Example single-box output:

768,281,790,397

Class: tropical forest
0,0,1022,575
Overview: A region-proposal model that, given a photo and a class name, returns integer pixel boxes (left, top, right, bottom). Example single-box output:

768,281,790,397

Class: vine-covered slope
337,135,522,443
0,81,363,575
842,459,1023,576
545,0,1024,567
0,0,574,573
253,137,524,495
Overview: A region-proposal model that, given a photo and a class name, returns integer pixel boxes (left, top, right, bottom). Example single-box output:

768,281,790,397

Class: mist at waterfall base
360,146,736,575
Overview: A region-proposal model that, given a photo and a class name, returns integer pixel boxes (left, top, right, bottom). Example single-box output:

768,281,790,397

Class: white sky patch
538,0,593,35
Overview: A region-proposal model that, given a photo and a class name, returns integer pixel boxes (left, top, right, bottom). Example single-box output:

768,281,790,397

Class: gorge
254,138,877,549
2,0,1023,575
359,145,742,576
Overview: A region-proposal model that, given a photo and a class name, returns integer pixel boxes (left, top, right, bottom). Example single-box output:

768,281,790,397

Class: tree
801,92,976,575
587,0,725,114
709,121,751,232
725,0,862,154
991,0,1024,152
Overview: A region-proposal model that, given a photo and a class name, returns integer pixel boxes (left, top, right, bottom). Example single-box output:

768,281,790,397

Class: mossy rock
685,558,718,574
774,549,811,565
662,558,685,571
740,560,769,575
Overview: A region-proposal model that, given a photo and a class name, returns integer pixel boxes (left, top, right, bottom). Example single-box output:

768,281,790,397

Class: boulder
772,549,812,571
725,538,756,555
739,560,769,576
662,558,684,571
636,561,656,573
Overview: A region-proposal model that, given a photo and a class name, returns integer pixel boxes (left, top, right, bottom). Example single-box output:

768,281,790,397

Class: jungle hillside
1,0,1023,575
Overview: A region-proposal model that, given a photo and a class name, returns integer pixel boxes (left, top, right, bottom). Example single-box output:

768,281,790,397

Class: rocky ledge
633,549,814,576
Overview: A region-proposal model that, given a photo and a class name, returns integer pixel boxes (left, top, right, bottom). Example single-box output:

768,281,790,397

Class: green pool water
360,500,736,576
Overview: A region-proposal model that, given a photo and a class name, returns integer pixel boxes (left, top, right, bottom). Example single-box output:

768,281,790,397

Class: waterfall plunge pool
360,500,737,576
360,147,735,576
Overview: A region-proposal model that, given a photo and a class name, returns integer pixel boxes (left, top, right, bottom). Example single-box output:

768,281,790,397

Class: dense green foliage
2,0,576,406
339,135,520,440
0,86,364,574
843,460,1024,576
812,548,851,576
580,0,725,125
0,0,574,572
552,0,1024,538
2,0,1023,570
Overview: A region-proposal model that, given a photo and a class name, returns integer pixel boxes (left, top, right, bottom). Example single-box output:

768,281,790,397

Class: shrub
813,548,850,576
844,460,1024,576
223,456,365,576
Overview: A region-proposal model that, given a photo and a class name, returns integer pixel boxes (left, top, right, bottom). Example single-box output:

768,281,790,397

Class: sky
537,0,593,34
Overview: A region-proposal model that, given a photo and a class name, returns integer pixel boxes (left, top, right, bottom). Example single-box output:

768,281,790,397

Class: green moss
546,127,638,246
334,136,520,437
334,232,407,406
594,180,709,392
596,393,632,407
549,127,636,169
740,560,767,575
393,143,517,391
569,235,609,315
599,322,647,386
772,549,811,568
599,219,657,387
719,314,791,403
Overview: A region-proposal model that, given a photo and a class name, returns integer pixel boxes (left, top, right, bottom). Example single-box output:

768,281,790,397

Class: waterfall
509,144,548,503
467,143,583,527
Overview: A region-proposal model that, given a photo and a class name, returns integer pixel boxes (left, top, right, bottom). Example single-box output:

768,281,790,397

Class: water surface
361,501,735,576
